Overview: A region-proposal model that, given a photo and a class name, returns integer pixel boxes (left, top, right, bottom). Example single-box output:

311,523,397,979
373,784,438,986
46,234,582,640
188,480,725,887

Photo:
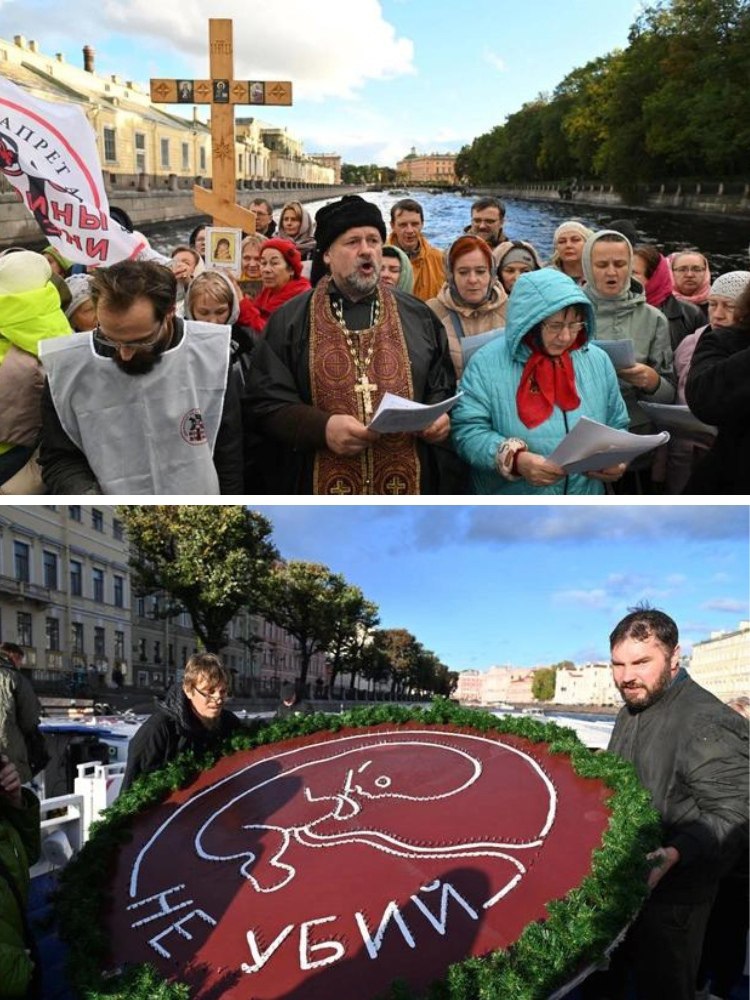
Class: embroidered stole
310,278,421,495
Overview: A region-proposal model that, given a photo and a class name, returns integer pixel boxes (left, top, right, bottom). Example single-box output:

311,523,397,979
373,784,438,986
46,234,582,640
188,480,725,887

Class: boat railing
31,760,126,878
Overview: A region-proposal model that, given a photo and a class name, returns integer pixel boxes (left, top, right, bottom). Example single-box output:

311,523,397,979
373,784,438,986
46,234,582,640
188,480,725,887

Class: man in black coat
122,653,243,791
584,607,748,1000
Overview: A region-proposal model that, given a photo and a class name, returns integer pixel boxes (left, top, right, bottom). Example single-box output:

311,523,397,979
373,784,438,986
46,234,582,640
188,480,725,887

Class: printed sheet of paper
637,401,717,437
592,339,636,369
368,392,463,434
547,416,669,474
461,328,504,366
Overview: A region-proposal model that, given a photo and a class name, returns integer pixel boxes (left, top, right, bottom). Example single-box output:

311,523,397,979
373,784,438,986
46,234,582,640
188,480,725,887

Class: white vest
40,323,230,495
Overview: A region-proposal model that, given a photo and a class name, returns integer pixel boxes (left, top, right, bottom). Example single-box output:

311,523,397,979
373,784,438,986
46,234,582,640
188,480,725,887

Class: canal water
144,189,749,276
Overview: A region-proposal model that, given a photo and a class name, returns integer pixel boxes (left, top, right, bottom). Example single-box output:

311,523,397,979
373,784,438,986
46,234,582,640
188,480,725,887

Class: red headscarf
516,330,585,429
640,252,674,308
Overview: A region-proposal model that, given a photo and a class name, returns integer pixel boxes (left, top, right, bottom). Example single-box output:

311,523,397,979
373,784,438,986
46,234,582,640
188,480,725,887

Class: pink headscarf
668,251,711,306
641,252,674,308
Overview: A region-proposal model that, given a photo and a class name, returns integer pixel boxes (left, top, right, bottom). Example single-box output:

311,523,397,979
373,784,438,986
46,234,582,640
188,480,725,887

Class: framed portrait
212,79,230,103
205,227,242,274
176,80,194,103
249,81,265,104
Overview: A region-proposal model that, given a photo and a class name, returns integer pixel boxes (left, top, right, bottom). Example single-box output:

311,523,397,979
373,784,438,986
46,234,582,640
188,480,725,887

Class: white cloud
552,588,610,609
701,598,748,613
97,0,414,101
482,48,506,73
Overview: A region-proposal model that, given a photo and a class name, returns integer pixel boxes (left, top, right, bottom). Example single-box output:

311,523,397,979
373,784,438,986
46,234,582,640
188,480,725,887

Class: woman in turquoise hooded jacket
451,268,628,494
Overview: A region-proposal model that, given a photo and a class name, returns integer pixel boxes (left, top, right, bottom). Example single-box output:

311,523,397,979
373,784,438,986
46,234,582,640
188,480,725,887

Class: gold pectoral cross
355,374,378,421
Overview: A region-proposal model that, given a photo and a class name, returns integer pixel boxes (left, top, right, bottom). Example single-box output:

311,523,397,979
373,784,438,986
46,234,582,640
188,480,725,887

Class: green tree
325,591,380,696
376,628,420,699
531,667,557,702
259,561,362,690
119,505,277,653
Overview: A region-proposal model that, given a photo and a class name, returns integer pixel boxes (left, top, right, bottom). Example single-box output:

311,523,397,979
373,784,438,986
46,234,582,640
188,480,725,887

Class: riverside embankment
0,183,366,250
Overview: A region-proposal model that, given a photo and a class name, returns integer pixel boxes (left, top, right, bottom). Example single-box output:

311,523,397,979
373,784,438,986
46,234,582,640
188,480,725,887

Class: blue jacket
451,268,628,494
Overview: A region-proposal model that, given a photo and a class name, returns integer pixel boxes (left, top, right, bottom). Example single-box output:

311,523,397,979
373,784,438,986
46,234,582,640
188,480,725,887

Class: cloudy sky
254,504,749,671
0,0,645,164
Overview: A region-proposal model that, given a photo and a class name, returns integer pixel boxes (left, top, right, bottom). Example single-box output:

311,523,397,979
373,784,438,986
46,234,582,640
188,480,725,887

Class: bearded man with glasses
38,260,243,494
122,653,243,791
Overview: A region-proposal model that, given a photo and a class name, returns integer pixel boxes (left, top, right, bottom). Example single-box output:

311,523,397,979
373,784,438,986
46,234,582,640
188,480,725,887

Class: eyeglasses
672,265,706,274
193,687,228,703
542,320,586,335
93,319,164,352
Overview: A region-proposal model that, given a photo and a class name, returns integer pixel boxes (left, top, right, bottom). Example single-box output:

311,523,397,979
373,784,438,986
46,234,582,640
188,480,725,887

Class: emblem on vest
180,409,208,445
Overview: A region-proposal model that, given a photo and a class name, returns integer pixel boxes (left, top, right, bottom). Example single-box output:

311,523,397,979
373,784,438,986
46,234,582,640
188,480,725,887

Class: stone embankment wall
473,181,750,221
0,184,364,250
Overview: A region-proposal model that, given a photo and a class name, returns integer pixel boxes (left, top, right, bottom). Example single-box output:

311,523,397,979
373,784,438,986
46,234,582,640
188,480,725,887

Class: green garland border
54,700,660,1000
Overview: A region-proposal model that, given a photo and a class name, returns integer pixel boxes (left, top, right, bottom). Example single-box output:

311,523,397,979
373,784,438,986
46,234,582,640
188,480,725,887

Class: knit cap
500,246,536,269
0,250,52,294
64,273,95,319
709,270,750,301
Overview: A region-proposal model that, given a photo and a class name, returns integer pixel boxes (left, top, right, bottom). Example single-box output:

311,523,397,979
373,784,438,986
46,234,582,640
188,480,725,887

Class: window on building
70,559,82,597
154,641,161,663
17,612,32,647
182,142,190,170
43,550,58,590
94,626,106,658
135,132,146,174
137,597,145,618
13,541,30,583
160,138,170,168
68,505,81,521
138,638,147,660
113,575,124,608
182,645,188,666
199,146,206,172
114,631,125,660
168,643,174,665
103,127,117,162
71,622,84,654
45,617,60,651
92,508,104,532
112,518,124,541
92,567,104,603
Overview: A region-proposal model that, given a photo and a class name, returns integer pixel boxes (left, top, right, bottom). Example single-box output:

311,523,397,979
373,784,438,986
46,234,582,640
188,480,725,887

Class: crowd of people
1,193,747,495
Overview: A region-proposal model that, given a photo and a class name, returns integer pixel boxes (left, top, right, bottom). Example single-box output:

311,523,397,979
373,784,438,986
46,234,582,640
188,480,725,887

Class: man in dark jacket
584,607,748,1000
0,643,44,785
0,754,41,998
38,260,243,495
122,653,243,791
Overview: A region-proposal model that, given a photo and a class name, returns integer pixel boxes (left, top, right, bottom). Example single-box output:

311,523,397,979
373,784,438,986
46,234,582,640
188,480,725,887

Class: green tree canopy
531,667,557,702
259,561,367,689
118,506,277,653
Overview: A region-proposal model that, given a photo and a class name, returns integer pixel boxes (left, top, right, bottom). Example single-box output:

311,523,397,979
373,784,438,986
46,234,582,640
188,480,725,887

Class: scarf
668,252,711,305
516,332,584,429
240,275,312,333
643,253,674,308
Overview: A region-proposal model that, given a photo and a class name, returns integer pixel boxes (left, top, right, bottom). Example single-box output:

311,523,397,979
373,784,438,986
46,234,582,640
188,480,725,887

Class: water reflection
144,190,748,276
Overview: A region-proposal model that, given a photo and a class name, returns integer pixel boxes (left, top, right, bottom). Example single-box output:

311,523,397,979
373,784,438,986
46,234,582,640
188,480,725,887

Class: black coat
684,323,750,494
608,671,748,904
121,683,243,790
660,293,704,350
244,285,467,494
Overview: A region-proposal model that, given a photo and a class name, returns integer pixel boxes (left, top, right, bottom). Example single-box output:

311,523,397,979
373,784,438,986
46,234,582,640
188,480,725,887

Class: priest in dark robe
245,195,466,494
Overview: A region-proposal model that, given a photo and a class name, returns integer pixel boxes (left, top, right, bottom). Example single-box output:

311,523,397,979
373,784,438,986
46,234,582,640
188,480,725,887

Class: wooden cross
150,18,292,230
355,374,379,421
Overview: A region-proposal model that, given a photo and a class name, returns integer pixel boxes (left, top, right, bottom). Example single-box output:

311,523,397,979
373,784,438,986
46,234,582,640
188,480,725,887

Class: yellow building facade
396,148,458,185
688,621,749,703
0,34,335,191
